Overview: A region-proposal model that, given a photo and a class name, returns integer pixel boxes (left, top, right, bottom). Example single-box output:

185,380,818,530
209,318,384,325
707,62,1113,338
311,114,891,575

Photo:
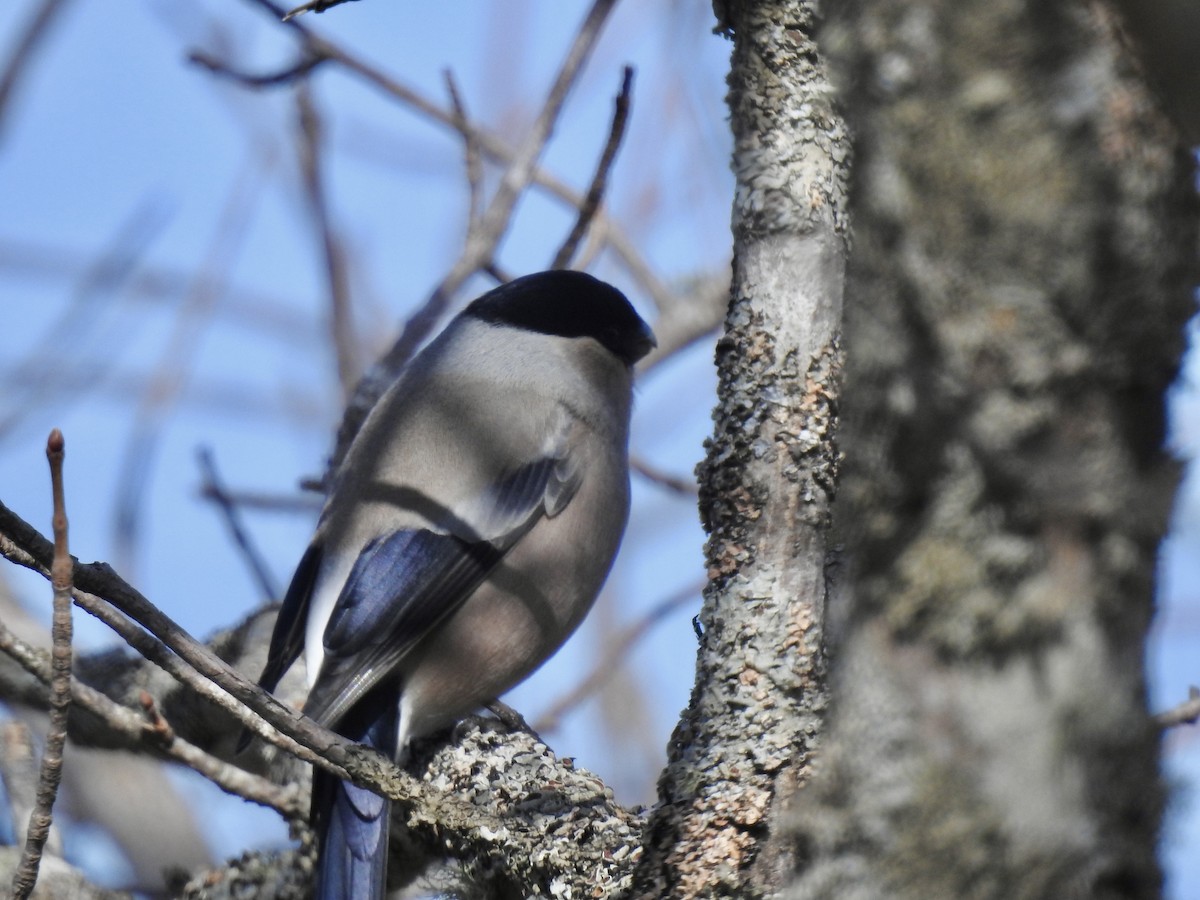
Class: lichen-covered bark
629,1,850,896
786,1,1198,897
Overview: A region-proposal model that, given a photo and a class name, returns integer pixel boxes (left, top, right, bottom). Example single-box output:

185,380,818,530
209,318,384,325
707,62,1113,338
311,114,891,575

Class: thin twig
282,0,358,20
1156,685,1200,729
0,200,171,443
0,235,316,344
187,48,328,88
197,446,281,602
534,580,702,734
483,261,514,285
0,0,74,144
444,70,484,234
12,430,73,900
197,485,322,513
297,83,360,401
552,65,634,270
632,455,698,496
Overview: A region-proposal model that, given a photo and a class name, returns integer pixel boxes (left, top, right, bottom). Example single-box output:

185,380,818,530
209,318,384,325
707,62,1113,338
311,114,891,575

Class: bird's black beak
632,321,657,364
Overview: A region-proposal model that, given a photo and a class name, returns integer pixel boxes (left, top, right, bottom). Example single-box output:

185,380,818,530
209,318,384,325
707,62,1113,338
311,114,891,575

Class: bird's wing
302,447,581,729
239,543,324,753
256,542,324,695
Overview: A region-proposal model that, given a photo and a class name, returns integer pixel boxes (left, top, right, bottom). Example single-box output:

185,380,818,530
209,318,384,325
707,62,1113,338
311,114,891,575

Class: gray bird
252,270,655,900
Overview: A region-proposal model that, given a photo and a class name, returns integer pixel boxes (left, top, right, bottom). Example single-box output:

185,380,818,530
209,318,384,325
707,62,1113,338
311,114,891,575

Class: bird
251,269,656,900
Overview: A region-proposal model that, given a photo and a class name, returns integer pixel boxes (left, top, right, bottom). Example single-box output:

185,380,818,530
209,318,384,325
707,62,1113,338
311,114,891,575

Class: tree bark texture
631,1,850,896
786,1,1198,897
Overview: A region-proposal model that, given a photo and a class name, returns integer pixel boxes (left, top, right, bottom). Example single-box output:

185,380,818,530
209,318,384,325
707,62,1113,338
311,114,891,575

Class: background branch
551,65,634,270
0,0,74,145
197,446,282,602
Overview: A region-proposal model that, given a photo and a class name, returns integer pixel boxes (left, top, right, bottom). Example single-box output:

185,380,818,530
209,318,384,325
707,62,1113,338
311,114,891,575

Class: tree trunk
785,1,1198,897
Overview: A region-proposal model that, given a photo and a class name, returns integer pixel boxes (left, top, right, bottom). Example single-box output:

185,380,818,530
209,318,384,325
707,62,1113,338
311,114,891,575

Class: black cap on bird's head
465,270,657,367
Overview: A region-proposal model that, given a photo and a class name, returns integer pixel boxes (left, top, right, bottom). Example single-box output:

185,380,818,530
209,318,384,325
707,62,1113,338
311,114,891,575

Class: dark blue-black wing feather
259,541,323,693
237,542,323,753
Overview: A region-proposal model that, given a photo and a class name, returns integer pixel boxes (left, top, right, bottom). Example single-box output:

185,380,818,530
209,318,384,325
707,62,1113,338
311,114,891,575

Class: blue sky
1,0,1197,895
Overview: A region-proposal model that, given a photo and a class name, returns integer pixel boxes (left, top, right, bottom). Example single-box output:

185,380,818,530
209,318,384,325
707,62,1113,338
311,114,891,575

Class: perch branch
0,617,302,819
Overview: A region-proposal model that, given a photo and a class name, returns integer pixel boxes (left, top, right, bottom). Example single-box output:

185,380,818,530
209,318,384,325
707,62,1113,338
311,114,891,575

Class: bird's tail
312,694,399,900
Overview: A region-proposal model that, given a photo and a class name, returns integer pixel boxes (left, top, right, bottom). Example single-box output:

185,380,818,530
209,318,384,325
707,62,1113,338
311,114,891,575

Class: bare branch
0,505,344,781
631,455,698,496
552,65,634,270
237,0,679,316
111,158,264,576
12,430,73,900
297,83,361,400
187,48,327,88
197,485,320,514
0,201,170,444
0,0,75,145
639,270,728,373
0,616,303,820
1156,685,1200,729
444,69,484,233
282,0,358,20
197,446,281,602
386,0,622,367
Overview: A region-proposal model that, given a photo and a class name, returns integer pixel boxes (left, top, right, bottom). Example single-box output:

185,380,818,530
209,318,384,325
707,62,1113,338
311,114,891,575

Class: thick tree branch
631,2,850,896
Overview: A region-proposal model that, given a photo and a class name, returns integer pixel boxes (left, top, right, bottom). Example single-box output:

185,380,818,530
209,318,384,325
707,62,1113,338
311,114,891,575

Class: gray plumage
253,270,655,900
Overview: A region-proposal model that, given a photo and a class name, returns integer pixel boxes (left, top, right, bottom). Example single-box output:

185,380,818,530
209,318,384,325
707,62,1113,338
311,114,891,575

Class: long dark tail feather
312,691,399,900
